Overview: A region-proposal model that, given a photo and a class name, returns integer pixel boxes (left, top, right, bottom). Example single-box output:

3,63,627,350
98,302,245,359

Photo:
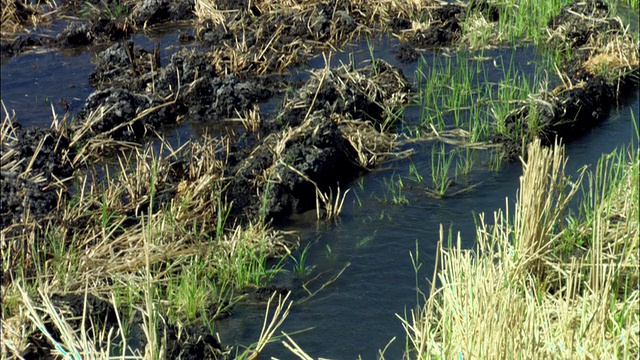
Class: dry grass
1,0,43,36
399,139,639,359
244,291,292,359
194,0,363,75
0,125,293,358
192,0,448,76
582,27,640,82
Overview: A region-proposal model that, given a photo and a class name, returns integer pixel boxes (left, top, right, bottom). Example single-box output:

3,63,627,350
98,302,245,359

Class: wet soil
0,120,73,228
224,60,410,224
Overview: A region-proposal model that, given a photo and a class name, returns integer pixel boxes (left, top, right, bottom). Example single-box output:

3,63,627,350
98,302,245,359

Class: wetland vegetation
1,0,638,358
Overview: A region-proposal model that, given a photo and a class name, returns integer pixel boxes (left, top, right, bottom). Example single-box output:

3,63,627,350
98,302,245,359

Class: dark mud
0,120,73,227
547,0,621,48
1,0,194,58
224,60,410,224
74,42,274,146
410,5,465,48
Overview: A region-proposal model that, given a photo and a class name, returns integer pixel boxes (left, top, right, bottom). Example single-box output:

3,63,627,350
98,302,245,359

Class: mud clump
410,5,464,48
396,43,420,63
89,41,158,90
81,45,272,145
73,87,181,143
224,60,410,224
57,21,93,47
544,77,617,141
154,51,273,122
468,0,501,22
228,113,359,224
165,324,225,360
1,121,73,227
56,17,132,49
0,172,61,228
547,0,622,48
278,60,411,130
131,0,195,26
197,1,362,75
53,0,192,52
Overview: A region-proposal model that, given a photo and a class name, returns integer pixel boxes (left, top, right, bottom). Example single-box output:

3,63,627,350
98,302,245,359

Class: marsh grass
86,0,131,19
414,49,555,154
396,139,639,359
289,243,315,279
622,0,640,10
379,173,409,205
426,143,456,197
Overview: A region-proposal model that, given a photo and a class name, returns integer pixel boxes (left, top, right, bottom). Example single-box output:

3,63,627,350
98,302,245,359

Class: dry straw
400,139,639,359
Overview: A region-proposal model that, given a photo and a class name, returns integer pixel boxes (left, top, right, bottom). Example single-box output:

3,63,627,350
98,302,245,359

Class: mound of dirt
0,172,61,228
88,41,158,90
547,0,623,48
154,50,273,122
73,87,180,143
1,121,73,227
197,0,362,75
131,0,195,26
224,60,411,224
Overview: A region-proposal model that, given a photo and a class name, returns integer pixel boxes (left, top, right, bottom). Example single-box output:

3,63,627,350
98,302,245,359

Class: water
0,25,191,127
2,22,638,360
0,50,93,123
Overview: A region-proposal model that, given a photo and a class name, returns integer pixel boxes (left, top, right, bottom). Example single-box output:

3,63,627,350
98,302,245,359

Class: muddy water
2,27,638,360
0,50,93,124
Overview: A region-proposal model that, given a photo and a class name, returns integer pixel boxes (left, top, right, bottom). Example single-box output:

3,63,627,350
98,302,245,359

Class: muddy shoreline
2,0,639,358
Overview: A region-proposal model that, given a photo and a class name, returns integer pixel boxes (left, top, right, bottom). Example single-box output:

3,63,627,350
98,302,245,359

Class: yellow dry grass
400,139,639,359
0,127,291,358
0,0,57,37
583,30,640,78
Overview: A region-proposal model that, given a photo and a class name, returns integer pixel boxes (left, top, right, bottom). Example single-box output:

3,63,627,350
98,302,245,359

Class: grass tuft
397,138,639,359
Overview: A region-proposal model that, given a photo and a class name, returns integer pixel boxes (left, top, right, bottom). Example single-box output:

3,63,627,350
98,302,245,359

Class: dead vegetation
193,0,453,76
0,0,57,37
400,139,639,359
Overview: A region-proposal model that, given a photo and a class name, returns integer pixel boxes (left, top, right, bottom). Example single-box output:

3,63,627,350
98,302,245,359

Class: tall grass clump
399,138,639,359
463,0,567,45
